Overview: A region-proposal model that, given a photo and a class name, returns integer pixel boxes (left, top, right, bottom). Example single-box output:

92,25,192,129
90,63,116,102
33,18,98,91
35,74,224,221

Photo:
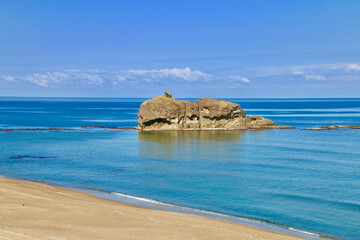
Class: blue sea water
0,97,359,240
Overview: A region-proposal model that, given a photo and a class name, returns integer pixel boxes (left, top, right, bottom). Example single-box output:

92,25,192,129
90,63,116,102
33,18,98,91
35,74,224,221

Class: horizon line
1,96,360,100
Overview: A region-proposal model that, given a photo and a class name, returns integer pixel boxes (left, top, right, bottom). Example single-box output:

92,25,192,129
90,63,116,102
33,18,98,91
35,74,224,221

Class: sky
1,0,360,98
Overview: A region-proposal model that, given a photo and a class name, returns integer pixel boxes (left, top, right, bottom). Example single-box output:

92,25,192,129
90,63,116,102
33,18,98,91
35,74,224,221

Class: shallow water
0,98,360,239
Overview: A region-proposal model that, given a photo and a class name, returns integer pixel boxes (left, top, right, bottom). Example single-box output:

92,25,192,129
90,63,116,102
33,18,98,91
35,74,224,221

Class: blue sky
1,0,360,98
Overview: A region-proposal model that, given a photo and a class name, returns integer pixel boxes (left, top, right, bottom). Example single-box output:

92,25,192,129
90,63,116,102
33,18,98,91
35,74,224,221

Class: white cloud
117,67,211,83
292,70,304,75
116,75,127,82
347,64,360,71
240,77,250,83
305,74,326,81
75,72,103,85
229,75,250,83
25,77,48,87
25,73,51,87
159,67,209,81
2,75,15,82
5,71,103,87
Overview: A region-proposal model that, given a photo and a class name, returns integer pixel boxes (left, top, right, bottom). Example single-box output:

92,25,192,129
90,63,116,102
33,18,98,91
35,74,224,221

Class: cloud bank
1,67,212,88
2,62,359,91
231,62,360,83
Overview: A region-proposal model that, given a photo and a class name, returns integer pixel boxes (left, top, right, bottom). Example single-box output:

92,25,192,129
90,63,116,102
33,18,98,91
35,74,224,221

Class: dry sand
0,177,306,240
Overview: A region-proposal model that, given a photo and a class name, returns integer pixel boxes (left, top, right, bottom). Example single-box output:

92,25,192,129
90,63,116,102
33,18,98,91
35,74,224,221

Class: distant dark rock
10,156,25,159
81,126,135,130
1,127,135,132
0,129,13,132
276,125,295,129
9,155,51,159
302,125,360,131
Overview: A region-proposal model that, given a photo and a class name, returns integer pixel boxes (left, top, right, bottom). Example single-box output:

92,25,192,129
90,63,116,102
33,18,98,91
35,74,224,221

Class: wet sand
0,177,305,240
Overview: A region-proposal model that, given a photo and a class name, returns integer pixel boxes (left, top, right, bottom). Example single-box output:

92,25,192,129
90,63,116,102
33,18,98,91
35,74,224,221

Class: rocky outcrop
0,127,136,132
137,96,282,131
246,116,276,129
302,125,360,130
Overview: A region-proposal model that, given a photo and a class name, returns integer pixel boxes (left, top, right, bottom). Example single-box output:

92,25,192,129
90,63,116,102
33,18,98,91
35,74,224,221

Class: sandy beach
0,177,306,240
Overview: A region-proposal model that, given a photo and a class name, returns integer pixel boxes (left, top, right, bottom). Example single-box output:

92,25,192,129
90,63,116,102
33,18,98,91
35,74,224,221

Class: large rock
137,96,277,130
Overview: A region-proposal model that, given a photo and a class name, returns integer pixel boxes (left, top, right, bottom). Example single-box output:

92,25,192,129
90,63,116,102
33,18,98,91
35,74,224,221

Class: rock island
137,94,289,131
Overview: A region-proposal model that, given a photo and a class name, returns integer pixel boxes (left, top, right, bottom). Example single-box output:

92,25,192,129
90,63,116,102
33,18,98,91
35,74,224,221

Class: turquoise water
0,98,359,239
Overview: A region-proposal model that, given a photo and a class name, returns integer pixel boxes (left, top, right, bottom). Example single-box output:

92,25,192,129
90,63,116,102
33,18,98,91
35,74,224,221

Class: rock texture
138,96,280,130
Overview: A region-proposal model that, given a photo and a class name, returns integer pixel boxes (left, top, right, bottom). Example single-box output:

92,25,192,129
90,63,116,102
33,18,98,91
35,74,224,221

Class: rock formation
302,125,360,130
137,95,284,131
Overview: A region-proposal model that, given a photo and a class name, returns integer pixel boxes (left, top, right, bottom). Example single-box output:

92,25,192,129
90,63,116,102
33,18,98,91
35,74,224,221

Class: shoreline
79,188,331,240
0,176,334,240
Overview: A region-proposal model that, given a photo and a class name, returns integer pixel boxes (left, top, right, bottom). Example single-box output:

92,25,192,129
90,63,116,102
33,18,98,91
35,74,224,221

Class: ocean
0,97,359,240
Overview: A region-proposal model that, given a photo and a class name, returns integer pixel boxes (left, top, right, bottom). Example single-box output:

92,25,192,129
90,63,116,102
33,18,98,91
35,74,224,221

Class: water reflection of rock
138,130,244,160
